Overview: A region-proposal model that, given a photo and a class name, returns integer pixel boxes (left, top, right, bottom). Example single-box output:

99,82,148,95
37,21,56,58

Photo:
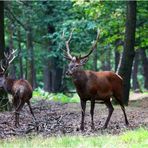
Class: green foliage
0,127,147,147
4,1,148,90
120,127,148,147
33,88,79,103
48,93,79,103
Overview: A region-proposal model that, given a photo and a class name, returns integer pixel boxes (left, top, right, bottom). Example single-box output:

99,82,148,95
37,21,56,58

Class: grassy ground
1,90,148,147
0,128,148,148
33,88,148,104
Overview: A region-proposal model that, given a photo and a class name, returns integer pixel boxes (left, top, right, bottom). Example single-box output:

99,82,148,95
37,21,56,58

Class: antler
0,60,5,72
0,49,17,74
62,29,74,60
80,29,101,59
4,49,17,64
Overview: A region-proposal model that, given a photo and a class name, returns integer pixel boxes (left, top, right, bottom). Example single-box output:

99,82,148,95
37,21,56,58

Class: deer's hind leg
27,100,36,121
90,99,95,130
14,98,25,127
115,97,129,125
103,100,114,129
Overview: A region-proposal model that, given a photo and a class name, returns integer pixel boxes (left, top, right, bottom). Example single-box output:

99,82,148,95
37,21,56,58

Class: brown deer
0,49,36,127
62,30,129,130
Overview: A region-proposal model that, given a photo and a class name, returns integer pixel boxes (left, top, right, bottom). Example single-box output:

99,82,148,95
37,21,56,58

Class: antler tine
11,49,17,55
8,49,17,64
62,29,74,60
0,49,17,74
62,31,67,52
8,54,16,64
62,30,65,41
4,52,10,60
80,29,101,59
0,61,6,72
4,49,17,65
67,28,74,43
65,41,73,60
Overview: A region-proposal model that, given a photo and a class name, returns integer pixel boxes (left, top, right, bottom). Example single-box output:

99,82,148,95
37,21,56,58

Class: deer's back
75,70,123,100
95,71,123,97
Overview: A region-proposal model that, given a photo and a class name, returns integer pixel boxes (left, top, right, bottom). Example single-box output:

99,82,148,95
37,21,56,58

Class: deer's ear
80,58,89,65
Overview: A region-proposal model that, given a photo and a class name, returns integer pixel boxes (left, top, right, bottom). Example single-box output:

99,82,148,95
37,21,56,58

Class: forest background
0,1,147,109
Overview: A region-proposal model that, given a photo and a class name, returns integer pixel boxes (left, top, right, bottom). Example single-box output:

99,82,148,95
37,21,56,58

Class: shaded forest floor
0,93,148,139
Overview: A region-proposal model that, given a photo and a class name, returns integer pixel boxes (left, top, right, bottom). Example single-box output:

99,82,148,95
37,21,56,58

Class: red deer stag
62,30,129,130
0,49,36,127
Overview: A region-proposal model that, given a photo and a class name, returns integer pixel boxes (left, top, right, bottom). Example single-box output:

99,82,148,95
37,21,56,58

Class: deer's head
62,29,100,76
0,49,17,88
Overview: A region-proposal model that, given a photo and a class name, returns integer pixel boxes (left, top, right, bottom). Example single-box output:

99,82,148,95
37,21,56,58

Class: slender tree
8,24,16,79
114,40,124,71
132,50,140,91
43,24,55,92
118,1,137,105
26,27,37,88
140,48,148,89
0,1,9,111
0,2,5,59
93,48,98,71
43,3,63,92
17,29,23,78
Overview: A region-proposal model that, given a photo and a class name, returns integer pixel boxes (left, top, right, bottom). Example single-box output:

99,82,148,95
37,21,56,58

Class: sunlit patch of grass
0,135,119,148
120,127,148,147
47,93,79,103
0,128,148,148
143,91,148,94
33,88,80,103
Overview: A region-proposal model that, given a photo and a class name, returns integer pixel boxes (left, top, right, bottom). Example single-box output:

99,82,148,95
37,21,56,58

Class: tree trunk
93,48,98,71
17,29,23,78
0,1,9,111
140,48,148,89
132,50,140,91
44,56,63,92
26,27,37,89
115,50,120,72
60,65,68,92
44,59,51,91
0,2,4,59
106,48,111,70
51,57,63,92
101,48,111,71
115,39,124,72
8,24,16,79
118,1,137,105
44,25,63,92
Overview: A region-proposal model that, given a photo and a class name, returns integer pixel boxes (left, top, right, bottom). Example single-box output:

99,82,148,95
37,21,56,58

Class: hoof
80,126,84,131
15,123,20,128
76,127,80,131
102,125,107,129
91,125,95,130
76,127,84,131
126,122,130,128
126,121,129,126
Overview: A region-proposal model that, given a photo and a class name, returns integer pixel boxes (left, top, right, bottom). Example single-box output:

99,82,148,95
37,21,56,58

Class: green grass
33,88,80,103
0,128,148,148
120,128,148,148
33,88,148,104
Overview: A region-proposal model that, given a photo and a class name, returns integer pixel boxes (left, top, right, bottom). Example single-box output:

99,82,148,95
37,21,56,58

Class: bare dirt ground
0,93,148,139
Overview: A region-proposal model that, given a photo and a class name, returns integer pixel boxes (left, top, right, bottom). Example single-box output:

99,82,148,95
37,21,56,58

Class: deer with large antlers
62,30,129,130
0,49,36,127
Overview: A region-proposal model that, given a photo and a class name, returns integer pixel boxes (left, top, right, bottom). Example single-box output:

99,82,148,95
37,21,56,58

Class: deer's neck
4,78,15,94
72,69,88,88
